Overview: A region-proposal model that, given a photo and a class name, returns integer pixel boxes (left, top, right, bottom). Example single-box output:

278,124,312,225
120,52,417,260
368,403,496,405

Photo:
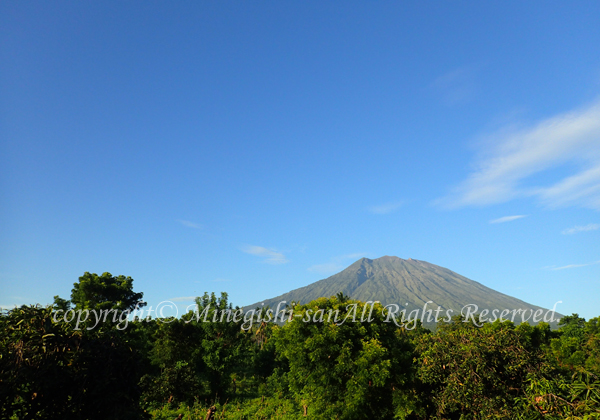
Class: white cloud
178,220,203,229
489,215,527,224
242,245,289,264
551,260,600,270
308,253,366,275
368,201,404,215
438,101,600,210
562,223,600,234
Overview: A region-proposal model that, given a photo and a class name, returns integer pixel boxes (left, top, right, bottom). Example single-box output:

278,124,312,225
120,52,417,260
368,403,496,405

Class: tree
0,305,144,419
274,296,416,420
140,317,205,405
416,319,550,420
69,272,146,312
549,314,590,373
192,292,245,399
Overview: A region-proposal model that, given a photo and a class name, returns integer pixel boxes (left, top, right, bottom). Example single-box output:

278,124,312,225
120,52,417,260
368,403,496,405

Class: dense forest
1,272,599,420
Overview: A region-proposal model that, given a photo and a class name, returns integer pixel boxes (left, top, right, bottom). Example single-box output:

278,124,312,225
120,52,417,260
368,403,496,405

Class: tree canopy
56,271,146,312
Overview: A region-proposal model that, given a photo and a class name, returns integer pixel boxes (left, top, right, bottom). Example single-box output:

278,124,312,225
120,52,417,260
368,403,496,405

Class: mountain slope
247,256,558,325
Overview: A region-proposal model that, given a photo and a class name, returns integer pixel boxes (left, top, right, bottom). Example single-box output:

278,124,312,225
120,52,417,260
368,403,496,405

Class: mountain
247,256,560,326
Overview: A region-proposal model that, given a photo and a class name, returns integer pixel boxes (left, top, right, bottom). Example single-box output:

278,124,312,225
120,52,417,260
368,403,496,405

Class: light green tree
274,296,416,420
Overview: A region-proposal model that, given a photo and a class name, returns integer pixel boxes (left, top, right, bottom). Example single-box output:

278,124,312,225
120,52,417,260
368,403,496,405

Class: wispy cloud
368,201,404,215
308,253,366,275
1,297,27,310
178,220,203,229
430,65,483,106
551,260,600,270
242,245,289,264
438,101,600,210
307,262,345,274
562,223,600,235
489,215,527,224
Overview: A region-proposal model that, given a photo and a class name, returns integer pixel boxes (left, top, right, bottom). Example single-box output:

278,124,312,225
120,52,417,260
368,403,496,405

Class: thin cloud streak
368,201,404,215
489,215,527,224
430,65,479,106
178,220,203,229
1,297,26,310
551,260,600,270
562,223,600,235
242,245,289,264
438,101,600,210
170,296,197,302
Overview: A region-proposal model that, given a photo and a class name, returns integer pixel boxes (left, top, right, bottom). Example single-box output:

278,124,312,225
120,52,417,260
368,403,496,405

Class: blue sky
2,2,600,319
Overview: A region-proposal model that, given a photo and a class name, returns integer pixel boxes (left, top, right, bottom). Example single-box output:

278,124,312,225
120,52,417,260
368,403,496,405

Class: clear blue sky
2,2,599,319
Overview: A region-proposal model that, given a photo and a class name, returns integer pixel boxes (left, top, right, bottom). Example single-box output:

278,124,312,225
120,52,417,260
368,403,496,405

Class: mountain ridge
246,256,560,326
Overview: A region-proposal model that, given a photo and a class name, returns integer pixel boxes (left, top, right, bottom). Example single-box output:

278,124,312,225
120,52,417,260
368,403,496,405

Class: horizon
2,2,600,319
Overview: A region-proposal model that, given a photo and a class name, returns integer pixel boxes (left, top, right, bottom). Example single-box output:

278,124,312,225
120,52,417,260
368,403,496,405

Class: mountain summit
248,256,558,325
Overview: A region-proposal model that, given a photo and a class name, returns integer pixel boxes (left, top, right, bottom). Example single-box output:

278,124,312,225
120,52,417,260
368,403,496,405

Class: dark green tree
0,305,144,420
140,318,205,405
192,292,245,399
69,271,146,311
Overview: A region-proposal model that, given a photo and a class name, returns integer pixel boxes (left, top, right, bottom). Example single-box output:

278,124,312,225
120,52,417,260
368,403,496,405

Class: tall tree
192,292,245,399
60,271,146,312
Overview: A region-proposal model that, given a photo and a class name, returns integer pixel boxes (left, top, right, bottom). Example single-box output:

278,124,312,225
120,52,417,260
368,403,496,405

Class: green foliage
275,296,416,420
549,314,600,376
0,305,144,420
68,271,146,312
4,273,600,420
415,318,550,419
511,313,600,419
52,295,71,311
140,292,256,406
192,292,246,398
140,318,205,406
146,396,303,420
515,371,600,419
